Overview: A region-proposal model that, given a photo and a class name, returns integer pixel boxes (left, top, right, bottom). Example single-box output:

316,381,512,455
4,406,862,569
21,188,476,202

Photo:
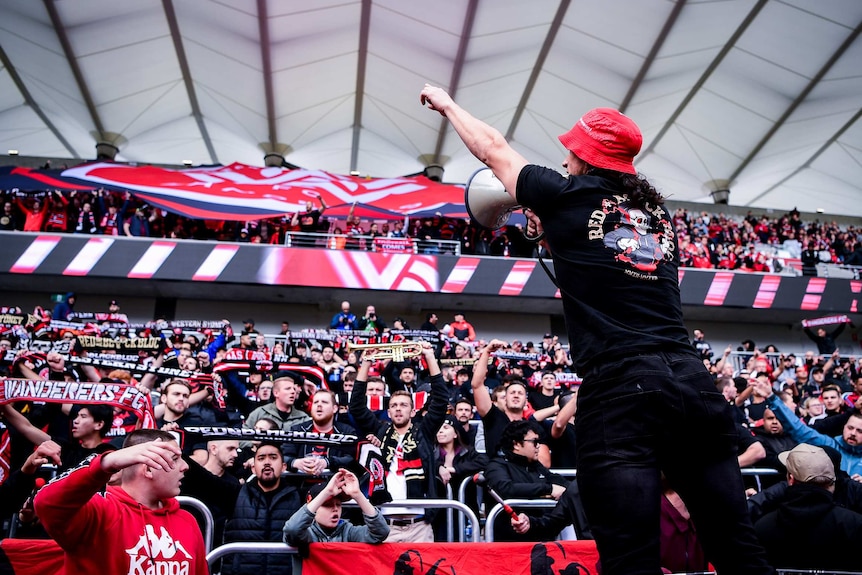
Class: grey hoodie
283,503,389,575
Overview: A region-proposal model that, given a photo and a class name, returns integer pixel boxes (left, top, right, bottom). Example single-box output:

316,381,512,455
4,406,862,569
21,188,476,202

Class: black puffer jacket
222,478,301,575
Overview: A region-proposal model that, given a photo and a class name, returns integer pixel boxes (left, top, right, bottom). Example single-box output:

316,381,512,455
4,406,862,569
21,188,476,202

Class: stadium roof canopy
1,0,861,215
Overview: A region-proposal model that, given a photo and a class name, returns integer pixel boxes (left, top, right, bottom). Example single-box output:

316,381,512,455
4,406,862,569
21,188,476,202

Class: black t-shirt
517,165,691,372
481,406,511,458
529,390,558,411
298,210,322,232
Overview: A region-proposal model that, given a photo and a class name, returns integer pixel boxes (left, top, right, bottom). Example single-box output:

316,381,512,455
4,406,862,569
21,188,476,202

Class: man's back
754,483,862,571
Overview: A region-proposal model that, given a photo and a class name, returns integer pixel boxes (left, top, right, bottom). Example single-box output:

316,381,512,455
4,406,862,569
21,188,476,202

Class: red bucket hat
558,108,642,175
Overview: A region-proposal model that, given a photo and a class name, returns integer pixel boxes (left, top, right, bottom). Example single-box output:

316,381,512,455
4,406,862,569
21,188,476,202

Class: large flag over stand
37,162,469,222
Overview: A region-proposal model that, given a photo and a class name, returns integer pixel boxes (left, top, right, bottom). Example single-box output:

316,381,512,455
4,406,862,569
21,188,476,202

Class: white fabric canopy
1,0,860,214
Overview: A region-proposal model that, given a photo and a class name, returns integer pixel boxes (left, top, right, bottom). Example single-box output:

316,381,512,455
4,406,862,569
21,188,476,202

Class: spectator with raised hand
470,339,555,459
291,192,328,247
420,83,773,574
0,439,62,521
33,429,208,575
349,340,447,542
754,444,862,572
753,376,862,481
283,469,389,575
804,321,846,355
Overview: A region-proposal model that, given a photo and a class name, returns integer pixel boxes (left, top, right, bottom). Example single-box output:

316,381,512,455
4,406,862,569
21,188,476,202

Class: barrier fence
177,495,215,553
283,231,462,256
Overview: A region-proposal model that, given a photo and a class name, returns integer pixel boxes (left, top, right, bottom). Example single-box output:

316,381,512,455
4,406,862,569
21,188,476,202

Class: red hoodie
33,453,207,575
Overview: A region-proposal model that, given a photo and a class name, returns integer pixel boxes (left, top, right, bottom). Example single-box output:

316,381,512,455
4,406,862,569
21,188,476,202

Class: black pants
575,351,775,575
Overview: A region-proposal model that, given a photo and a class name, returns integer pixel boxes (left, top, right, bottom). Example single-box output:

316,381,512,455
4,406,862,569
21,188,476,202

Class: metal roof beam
350,0,372,172
431,0,480,163
42,0,104,143
730,19,862,183
505,0,570,141
637,0,769,162
746,107,862,206
0,44,79,158
257,0,277,147
619,0,686,114
162,0,218,164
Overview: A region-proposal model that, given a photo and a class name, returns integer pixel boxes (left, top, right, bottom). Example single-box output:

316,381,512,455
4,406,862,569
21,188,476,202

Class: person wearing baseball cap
420,84,773,574
754,443,862,571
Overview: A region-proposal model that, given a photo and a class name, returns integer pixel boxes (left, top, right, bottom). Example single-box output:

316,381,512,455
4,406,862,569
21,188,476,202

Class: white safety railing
283,231,462,256
484,499,559,542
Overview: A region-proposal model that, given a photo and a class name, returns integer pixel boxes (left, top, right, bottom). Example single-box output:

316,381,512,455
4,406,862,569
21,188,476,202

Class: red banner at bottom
305,541,600,575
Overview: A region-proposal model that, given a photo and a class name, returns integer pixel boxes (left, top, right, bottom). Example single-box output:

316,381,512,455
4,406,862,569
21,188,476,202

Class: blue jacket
51,292,76,320
765,394,862,478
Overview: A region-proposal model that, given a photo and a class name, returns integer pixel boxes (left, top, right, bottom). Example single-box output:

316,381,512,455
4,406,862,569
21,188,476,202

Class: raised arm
349,352,383,436
471,339,507,417
420,85,528,199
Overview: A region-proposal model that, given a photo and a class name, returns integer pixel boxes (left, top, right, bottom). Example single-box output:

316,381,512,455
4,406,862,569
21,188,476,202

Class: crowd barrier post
177,495,215,553
207,541,296,571
342,498,480,543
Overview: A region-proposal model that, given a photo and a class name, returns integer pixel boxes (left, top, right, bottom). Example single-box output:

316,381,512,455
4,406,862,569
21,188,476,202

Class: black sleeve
452,449,488,478
181,455,242,517
746,481,789,523
529,483,593,540
221,369,256,416
0,469,37,517
348,378,385,437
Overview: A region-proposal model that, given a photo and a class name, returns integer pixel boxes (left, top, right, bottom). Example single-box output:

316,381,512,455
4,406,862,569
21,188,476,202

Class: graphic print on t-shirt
592,195,674,275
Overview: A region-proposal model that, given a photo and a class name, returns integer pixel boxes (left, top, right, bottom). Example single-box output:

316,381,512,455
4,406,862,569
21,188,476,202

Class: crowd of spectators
1,297,862,572
4,188,862,269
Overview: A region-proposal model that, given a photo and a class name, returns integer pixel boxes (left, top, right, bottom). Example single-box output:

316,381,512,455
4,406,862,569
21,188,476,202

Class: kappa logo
125,525,193,575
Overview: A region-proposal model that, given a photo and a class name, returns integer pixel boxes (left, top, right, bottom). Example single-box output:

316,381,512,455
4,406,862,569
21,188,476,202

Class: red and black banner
1,162,469,221
0,540,599,575
305,541,600,575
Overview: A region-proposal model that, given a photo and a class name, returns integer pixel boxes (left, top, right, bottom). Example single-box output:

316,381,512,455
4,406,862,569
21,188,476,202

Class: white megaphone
464,167,520,230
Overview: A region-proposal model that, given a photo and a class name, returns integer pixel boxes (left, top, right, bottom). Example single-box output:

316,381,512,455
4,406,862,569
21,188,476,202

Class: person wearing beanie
420,84,773,574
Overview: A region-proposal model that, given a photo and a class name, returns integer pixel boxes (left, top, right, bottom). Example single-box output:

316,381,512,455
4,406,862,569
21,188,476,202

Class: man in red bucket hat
420,84,774,575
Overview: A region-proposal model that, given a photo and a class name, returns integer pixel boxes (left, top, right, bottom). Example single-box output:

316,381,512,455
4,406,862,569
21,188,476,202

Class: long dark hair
586,166,664,209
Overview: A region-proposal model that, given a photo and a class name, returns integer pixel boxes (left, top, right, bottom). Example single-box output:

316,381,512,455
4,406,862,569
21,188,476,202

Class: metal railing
342,497,479,543
177,495,215,553
484,499,559,542
207,541,296,570
741,467,781,492
283,231,462,256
